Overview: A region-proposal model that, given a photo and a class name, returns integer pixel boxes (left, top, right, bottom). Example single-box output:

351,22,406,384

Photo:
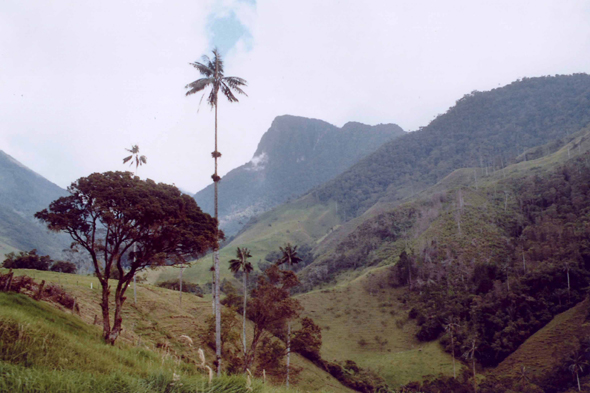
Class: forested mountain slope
194,115,404,236
316,74,590,220
0,151,69,258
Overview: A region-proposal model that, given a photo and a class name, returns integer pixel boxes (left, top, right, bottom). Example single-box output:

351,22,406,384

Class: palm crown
122,145,147,172
277,243,303,269
229,247,253,275
185,48,247,107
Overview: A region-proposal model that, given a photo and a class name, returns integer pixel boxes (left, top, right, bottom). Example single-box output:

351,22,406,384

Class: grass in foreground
0,274,348,393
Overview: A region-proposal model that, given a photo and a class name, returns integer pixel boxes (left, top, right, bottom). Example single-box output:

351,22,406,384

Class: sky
1,0,590,193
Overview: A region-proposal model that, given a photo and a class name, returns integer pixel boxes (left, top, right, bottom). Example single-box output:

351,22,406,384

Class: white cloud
1,0,590,195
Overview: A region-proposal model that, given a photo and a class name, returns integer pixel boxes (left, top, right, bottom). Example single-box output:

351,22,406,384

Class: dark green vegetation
0,150,69,259
185,74,590,392
2,249,77,273
194,115,404,236
35,171,219,345
315,74,590,220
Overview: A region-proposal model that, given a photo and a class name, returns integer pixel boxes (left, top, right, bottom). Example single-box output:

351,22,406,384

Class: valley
3,74,590,392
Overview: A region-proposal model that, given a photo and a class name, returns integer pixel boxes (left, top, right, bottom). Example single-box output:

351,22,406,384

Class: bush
50,261,77,274
2,250,51,271
156,279,203,297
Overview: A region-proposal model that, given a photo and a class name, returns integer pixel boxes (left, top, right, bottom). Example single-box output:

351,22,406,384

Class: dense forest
315,74,590,220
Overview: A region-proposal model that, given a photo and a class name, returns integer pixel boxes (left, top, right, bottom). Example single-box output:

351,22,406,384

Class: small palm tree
122,145,147,305
228,247,253,358
186,48,247,375
277,243,303,271
123,145,147,172
276,243,302,388
566,350,589,392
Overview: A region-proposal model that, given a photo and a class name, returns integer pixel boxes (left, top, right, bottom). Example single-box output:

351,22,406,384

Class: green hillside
0,269,353,393
0,150,70,259
194,115,404,236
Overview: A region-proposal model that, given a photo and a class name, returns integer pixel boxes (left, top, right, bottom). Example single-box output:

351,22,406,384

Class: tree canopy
35,171,219,344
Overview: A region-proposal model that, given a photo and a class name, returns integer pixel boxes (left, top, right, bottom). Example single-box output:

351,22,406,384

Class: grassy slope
0,269,353,393
145,125,590,390
148,196,341,286
491,298,590,385
297,273,458,388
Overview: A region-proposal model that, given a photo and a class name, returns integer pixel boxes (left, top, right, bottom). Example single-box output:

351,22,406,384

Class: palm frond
221,82,239,103
126,145,139,154
211,48,224,74
185,78,214,96
123,155,133,164
207,87,219,107
189,62,213,77
224,76,248,89
140,156,147,165
229,259,241,274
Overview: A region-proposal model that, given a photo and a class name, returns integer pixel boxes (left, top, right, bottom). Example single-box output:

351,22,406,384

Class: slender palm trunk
133,243,137,305
214,95,222,376
179,267,183,309
286,322,291,387
242,272,247,355
451,334,456,378
577,371,581,391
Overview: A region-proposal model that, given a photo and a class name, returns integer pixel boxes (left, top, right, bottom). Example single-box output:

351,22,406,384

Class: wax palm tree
277,243,302,271
122,145,147,305
228,247,253,358
123,145,147,172
566,349,589,392
186,48,247,375
276,243,302,387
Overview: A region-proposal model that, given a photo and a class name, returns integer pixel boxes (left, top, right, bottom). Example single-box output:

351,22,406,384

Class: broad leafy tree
245,264,301,373
35,171,218,345
228,247,253,357
186,47,247,374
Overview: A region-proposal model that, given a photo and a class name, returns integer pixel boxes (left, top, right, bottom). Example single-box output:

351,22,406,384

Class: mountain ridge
194,114,404,236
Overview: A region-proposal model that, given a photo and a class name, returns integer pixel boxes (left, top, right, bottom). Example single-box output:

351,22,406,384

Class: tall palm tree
186,48,247,375
276,243,302,388
122,145,147,305
228,247,253,358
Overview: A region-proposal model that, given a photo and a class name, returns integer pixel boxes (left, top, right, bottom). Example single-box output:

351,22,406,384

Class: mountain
194,115,404,236
0,150,70,258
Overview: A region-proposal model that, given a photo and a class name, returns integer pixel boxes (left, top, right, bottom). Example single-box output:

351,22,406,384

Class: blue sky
1,0,590,193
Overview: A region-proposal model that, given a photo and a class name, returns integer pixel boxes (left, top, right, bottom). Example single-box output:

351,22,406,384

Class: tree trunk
577,371,581,391
472,357,477,392
451,335,456,379
106,280,129,345
243,272,247,355
286,322,291,387
179,267,183,309
213,72,222,375
101,282,111,342
133,243,137,305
